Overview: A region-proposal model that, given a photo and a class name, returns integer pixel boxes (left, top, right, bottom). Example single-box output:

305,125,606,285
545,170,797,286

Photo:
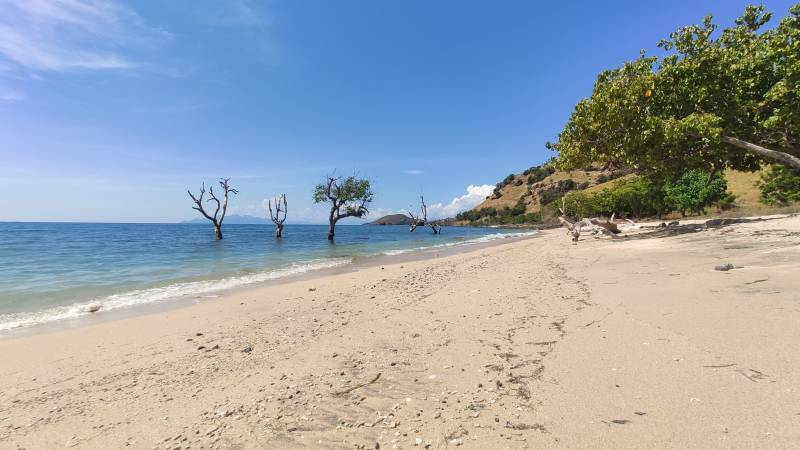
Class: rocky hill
368,214,414,225
458,164,785,225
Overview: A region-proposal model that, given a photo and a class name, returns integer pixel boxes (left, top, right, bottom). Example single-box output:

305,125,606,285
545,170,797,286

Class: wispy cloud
0,89,23,101
192,0,270,28
0,0,168,73
403,169,423,175
426,184,494,219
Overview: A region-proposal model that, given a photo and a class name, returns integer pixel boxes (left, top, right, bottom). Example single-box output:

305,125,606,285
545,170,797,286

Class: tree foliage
313,175,373,240
759,164,800,205
664,170,733,216
549,4,800,175
560,172,734,219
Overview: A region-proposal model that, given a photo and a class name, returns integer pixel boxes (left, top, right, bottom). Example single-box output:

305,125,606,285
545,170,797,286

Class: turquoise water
0,222,533,331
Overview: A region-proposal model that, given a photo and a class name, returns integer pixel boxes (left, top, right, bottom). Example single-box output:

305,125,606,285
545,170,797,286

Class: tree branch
721,136,800,170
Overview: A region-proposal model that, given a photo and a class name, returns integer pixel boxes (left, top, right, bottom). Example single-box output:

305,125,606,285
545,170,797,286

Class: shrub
759,165,800,205
664,170,730,216
525,165,555,184
538,179,577,205
561,177,668,219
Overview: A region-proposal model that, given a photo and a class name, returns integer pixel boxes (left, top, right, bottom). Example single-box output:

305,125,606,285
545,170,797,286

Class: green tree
759,164,800,205
313,175,373,240
549,4,800,176
664,170,731,216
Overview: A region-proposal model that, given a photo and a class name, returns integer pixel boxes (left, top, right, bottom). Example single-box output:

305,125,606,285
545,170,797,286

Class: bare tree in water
313,175,373,240
188,178,238,239
267,194,288,238
410,195,441,234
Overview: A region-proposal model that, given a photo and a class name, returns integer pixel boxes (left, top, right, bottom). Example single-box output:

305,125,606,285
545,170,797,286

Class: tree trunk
275,224,283,239
214,224,223,240
327,218,336,241
721,136,800,170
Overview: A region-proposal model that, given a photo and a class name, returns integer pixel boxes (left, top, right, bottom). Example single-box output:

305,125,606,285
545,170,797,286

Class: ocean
0,222,534,332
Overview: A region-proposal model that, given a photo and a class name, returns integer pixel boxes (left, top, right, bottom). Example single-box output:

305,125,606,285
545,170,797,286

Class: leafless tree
188,178,238,240
407,207,421,232
268,194,288,238
419,195,441,234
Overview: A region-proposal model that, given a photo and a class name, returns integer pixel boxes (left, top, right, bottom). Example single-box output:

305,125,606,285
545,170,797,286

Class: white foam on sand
0,258,351,331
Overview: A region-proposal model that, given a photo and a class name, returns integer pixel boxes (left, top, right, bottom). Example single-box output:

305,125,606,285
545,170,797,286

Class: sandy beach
1,215,799,449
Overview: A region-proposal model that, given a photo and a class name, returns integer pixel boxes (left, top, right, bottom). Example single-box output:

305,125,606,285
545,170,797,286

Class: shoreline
0,230,538,340
2,215,798,449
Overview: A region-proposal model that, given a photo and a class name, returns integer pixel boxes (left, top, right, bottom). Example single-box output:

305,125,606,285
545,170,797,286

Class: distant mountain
180,214,269,225
368,214,414,225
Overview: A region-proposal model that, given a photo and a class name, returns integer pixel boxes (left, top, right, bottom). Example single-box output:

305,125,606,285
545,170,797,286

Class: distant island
180,214,269,225
368,214,414,226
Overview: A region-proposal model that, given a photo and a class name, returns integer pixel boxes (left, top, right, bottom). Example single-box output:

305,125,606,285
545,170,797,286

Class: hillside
368,214,414,225
459,164,798,225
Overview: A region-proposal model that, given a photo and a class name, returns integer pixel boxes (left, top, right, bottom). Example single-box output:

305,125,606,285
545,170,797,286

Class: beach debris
610,419,631,425
242,345,253,353
557,198,620,241
85,303,102,313
634,411,647,416
334,372,382,396
714,263,736,271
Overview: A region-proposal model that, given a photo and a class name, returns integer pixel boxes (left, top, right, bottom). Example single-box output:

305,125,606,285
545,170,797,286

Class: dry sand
1,215,799,449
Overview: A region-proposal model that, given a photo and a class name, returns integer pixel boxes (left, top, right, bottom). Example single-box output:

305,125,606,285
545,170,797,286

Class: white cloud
426,184,494,219
403,169,422,175
0,0,167,73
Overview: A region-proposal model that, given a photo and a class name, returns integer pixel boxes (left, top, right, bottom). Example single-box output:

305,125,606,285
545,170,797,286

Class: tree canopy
549,4,800,176
313,175,373,240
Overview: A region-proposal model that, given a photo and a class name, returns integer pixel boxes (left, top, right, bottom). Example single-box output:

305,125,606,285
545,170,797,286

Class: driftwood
188,178,238,240
267,194,288,238
558,199,631,242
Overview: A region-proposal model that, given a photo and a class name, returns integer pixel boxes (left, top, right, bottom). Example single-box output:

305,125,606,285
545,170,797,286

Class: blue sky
0,0,795,223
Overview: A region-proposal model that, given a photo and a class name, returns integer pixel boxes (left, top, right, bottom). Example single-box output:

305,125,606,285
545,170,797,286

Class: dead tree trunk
417,195,441,234
408,208,420,232
268,194,288,238
188,178,238,240
327,212,337,241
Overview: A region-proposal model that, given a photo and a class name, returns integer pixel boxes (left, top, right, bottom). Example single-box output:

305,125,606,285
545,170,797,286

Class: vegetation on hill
460,4,800,226
457,164,629,225
368,214,414,226
759,165,800,205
